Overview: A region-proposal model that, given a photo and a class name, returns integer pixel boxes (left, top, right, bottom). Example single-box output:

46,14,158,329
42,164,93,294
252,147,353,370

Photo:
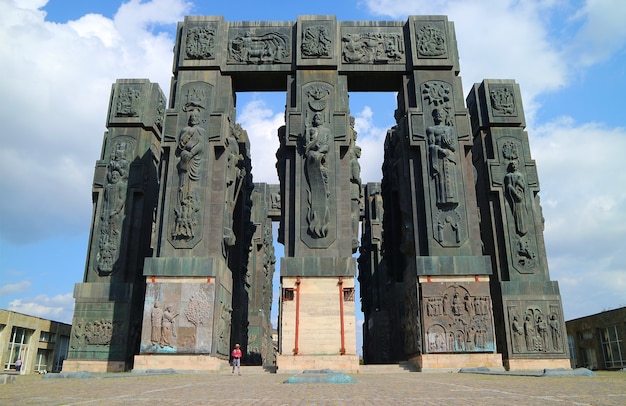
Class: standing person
15,358,22,373
231,343,242,375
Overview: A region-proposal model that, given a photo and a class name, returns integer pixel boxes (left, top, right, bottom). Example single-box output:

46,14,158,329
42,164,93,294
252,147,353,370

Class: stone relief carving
97,138,133,276
504,160,528,236
508,304,564,353
185,290,212,326
224,121,245,247
386,108,414,255
72,318,122,346
301,25,332,58
155,94,165,130
185,26,216,60
500,141,539,272
422,284,495,353
301,84,333,238
434,207,463,246
228,30,290,64
490,85,516,116
416,24,447,57
341,32,404,63
115,86,141,117
426,106,458,206
172,91,206,242
349,117,363,252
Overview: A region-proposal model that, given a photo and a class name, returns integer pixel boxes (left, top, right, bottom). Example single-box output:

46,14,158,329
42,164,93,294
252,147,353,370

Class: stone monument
64,15,569,373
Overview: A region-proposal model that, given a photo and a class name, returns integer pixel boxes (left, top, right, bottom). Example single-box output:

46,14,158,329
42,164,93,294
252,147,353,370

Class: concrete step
358,362,418,373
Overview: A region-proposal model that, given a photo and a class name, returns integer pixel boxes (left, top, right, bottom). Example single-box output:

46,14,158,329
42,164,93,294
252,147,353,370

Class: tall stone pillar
276,63,359,371
244,183,277,367
64,79,165,372
468,79,570,370
133,17,253,370
381,16,502,371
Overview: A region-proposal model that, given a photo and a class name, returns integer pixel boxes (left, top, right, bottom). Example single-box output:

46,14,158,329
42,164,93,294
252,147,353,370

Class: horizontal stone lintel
143,257,228,277
413,256,493,276
280,257,356,277
74,282,133,301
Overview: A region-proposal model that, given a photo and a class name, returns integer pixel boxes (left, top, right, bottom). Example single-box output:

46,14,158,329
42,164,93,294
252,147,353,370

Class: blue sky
1,0,625,355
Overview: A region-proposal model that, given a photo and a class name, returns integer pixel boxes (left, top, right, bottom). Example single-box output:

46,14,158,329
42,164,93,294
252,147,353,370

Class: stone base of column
504,358,571,371
133,354,228,372
410,353,504,372
276,354,359,374
62,359,126,373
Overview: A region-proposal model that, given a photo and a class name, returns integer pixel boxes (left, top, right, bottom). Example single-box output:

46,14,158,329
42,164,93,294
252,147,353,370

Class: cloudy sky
1,0,625,348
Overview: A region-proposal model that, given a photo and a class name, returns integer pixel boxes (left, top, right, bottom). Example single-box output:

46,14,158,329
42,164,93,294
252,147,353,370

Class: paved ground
1,368,625,405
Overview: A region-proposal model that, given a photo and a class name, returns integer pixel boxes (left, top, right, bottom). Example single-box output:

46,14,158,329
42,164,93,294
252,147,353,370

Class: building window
53,335,69,372
282,288,294,301
343,287,355,302
600,325,624,369
39,331,52,343
35,350,49,372
4,327,31,371
567,335,576,364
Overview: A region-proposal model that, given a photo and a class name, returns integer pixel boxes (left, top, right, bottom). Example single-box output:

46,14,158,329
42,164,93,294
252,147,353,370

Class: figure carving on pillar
172,103,205,241
224,122,245,247
427,107,458,206
97,140,130,275
349,118,363,252
150,302,163,346
549,313,563,351
160,305,178,348
504,160,528,236
303,111,331,238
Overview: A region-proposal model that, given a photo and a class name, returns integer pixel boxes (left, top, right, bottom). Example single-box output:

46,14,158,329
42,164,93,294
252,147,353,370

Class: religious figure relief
416,24,447,57
150,302,163,346
349,118,363,252
341,32,404,64
115,86,140,117
159,305,178,348
97,139,132,276
508,305,564,353
185,26,216,59
422,284,495,353
228,30,290,64
301,25,332,58
427,107,458,206
223,122,245,247
172,99,205,241
504,160,528,236
303,111,331,238
548,313,563,351
490,85,516,116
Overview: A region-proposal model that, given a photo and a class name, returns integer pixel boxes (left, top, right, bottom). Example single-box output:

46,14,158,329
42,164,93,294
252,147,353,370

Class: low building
566,307,626,370
0,309,71,374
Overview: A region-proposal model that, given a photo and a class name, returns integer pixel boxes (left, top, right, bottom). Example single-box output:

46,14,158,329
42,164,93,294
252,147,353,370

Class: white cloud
238,96,285,184
0,280,32,296
530,118,626,319
0,0,190,244
9,293,75,324
567,0,626,66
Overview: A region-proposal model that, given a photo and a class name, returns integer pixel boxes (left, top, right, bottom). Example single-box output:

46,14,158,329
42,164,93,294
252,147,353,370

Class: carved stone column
64,79,165,372
468,79,570,370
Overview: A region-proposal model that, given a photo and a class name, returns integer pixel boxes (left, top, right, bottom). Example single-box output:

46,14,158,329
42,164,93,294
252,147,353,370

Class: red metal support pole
338,276,346,355
293,276,301,355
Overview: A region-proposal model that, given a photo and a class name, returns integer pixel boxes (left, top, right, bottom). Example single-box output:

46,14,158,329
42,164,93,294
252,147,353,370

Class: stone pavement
1,368,625,405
